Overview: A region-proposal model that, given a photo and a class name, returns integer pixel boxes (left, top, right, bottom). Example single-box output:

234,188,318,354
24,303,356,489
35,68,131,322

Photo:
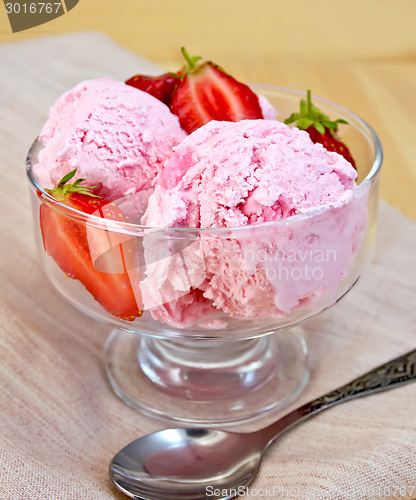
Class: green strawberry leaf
283,89,349,137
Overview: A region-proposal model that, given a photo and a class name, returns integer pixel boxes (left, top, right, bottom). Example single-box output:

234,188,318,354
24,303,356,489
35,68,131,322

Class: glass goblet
26,86,382,426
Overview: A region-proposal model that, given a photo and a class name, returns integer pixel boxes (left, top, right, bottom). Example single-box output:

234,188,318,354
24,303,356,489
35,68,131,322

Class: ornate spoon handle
306,348,416,412
261,349,416,445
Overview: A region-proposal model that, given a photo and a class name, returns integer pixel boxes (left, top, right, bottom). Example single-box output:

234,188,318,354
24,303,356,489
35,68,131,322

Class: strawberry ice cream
33,77,186,206
30,70,368,329
141,119,367,326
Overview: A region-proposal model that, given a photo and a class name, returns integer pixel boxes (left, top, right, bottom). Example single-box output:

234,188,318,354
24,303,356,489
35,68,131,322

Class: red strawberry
39,170,142,321
284,89,356,168
125,72,180,106
170,47,264,134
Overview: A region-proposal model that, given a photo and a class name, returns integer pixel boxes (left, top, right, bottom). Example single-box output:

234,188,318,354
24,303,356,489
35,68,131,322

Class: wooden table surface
1,0,415,220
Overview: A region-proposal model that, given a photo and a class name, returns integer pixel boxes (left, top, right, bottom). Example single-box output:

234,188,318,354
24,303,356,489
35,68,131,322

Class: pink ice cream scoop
33,77,187,205
141,119,366,327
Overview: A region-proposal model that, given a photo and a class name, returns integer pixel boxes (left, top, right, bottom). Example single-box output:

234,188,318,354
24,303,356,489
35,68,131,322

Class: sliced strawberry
125,72,180,106
284,89,356,168
39,170,142,321
170,47,263,134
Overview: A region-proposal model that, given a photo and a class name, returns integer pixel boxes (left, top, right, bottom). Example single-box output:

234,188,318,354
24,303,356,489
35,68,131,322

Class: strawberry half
170,47,264,134
284,89,356,168
39,170,142,321
125,72,180,106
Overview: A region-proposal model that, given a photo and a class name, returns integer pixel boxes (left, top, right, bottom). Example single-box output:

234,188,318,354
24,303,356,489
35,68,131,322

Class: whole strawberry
284,90,356,168
170,47,264,134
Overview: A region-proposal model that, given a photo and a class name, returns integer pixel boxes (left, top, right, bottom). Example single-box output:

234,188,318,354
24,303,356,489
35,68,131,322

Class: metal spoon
110,348,416,500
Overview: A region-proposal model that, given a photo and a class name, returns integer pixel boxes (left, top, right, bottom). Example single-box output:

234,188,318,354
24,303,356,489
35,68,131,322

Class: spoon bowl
110,348,416,500
110,428,263,500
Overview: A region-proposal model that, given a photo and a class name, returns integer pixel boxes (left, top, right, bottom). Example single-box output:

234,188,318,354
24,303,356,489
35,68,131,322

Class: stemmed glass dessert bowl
26,86,382,427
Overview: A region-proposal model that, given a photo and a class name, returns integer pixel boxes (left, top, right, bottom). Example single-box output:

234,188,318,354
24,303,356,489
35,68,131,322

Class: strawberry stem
180,47,201,71
284,89,348,137
46,169,102,201
306,89,313,116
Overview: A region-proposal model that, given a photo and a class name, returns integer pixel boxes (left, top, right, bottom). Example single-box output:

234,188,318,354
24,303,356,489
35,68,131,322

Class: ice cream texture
147,119,357,228
141,119,366,325
32,73,367,328
34,77,187,203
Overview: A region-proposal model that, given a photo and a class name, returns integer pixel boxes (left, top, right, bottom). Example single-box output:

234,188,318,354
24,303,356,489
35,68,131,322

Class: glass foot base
105,329,309,427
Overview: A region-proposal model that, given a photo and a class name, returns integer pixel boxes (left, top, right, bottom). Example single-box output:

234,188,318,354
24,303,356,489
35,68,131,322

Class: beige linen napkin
0,33,415,500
